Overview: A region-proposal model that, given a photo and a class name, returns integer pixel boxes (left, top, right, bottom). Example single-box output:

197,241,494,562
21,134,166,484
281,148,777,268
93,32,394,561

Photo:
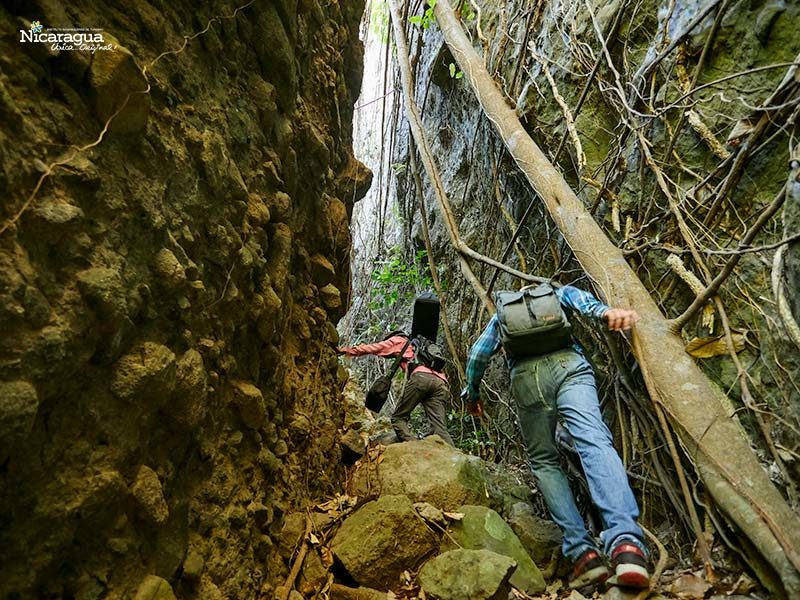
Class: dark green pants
391,371,454,446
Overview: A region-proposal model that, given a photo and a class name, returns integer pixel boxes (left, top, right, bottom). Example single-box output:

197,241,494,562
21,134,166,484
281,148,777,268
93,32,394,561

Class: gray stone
132,575,177,600
0,380,39,456
419,549,516,600
332,495,439,589
131,465,169,524
278,512,307,558
507,502,562,566
152,248,187,288
32,199,84,225
310,254,336,286
299,548,328,594
173,349,208,427
330,584,388,600
444,505,545,594
414,502,446,526
23,285,51,327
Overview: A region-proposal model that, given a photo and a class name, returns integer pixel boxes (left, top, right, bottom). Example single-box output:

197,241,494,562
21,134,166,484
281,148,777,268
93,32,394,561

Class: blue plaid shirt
463,285,609,402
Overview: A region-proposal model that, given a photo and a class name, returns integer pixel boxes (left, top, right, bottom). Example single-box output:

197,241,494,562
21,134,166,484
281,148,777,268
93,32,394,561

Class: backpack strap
387,337,412,379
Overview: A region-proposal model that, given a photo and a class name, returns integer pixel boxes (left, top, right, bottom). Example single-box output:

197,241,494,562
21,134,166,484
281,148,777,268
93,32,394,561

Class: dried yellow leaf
685,332,746,358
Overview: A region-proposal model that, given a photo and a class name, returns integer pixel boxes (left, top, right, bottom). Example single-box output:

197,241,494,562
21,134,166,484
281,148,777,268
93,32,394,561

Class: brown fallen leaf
320,546,334,568
668,573,711,598
685,331,747,358
443,511,464,521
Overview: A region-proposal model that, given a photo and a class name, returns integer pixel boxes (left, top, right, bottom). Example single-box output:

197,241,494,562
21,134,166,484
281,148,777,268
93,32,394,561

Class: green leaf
449,62,456,78
408,15,422,25
455,71,463,79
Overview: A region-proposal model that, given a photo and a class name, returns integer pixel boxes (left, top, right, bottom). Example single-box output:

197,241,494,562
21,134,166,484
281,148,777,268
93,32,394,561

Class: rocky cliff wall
0,0,369,598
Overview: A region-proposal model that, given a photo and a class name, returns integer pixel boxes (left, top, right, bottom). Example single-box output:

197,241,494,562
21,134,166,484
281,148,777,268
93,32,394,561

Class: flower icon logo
30,20,43,33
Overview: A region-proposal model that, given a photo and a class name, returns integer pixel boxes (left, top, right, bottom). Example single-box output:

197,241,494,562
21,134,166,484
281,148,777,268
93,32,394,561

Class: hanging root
772,246,800,350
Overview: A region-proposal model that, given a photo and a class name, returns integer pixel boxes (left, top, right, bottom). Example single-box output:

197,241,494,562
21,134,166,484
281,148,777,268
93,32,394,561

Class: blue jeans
510,348,645,561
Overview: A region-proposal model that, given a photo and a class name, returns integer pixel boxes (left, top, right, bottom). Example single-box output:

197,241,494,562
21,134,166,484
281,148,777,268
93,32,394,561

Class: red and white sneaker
611,543,650,588
568,549,611,589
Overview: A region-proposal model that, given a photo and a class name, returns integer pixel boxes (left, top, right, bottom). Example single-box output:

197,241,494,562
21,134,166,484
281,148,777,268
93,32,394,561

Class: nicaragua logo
19,19,115,53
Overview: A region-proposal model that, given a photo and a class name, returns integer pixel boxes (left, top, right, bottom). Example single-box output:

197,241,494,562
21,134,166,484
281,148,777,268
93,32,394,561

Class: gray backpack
494,283,572,357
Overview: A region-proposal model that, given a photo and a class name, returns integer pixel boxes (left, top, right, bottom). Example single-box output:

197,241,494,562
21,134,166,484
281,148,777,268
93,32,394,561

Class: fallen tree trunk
430,0,800,595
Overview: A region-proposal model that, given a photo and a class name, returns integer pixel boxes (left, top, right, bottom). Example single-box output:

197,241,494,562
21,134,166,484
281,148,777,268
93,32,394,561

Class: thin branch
671,186,787,331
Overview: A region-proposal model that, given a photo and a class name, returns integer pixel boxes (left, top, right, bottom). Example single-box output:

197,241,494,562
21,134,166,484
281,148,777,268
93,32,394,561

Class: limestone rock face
332,495,439,589
443,505,546,594
0,0,368,597
418,549,517,600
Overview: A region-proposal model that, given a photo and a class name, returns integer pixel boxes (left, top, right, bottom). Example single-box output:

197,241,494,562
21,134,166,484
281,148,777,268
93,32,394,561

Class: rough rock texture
133,575,177,600
442,505,546,594
330,583,389,600
507,502,562,567
418,549,516,600
332,495,439,589
0,0,369,598
349,437,509,511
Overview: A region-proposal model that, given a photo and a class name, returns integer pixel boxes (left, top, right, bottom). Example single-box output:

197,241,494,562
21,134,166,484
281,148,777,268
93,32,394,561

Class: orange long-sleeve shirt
339,335,447,383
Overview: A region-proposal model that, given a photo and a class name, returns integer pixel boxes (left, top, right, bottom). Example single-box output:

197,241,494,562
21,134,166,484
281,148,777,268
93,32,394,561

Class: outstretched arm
462,315,502,415
338,336,414,359
556,284,640,331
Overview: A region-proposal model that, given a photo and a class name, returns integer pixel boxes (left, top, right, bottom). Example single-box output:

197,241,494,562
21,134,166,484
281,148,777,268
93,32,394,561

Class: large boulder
418,549,516,600
507,502,562,567
349,437,496,511
331,495,438,589
443,505,545,594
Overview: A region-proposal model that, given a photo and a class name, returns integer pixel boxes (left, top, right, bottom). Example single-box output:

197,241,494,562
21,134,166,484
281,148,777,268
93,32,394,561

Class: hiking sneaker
611,543,650,588
568,549,611,589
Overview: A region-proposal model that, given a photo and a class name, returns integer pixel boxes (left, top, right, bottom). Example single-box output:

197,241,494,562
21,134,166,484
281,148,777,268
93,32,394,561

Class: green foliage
456,418,495,456
369,0,390,43
448,62,464,79
369,248,434,310
408,0,437,30
457,0,476,21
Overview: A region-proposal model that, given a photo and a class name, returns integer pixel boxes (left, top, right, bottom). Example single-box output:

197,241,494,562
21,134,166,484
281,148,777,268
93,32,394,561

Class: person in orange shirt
339,332,454,446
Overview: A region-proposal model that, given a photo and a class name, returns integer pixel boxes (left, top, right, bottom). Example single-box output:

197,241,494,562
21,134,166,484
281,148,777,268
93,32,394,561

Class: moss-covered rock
442,505,546,595
332,495,439,589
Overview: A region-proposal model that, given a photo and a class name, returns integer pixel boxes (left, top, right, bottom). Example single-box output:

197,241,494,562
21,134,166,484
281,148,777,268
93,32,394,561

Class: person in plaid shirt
463,283,649,590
